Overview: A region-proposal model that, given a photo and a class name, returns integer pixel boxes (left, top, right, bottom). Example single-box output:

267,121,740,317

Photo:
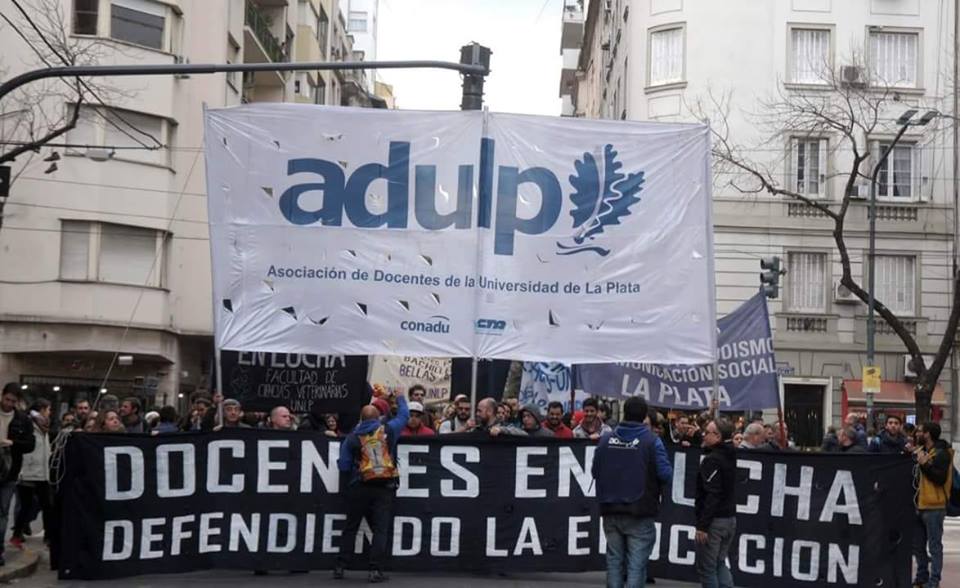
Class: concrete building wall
569,0,958,441
0,0,370,412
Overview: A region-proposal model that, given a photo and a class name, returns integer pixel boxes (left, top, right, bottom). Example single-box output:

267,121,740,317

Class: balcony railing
245,1,287,62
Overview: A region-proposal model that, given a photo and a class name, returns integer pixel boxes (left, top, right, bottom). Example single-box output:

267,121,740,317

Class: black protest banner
220,351,368,413
59,432,913,586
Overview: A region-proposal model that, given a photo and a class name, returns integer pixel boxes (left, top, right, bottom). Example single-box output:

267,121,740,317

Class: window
111,0,165,50
649,26,684,86
348,11,367,32
226,39,241,93
67,105,169,167
73,0,99,35
869,30,918,88
788,252,827,312
59,221,167,288
874,255,915,314
876,141,917,199
316,77,326,105
318,6,329,58
790,28,830,84
790,138,827,197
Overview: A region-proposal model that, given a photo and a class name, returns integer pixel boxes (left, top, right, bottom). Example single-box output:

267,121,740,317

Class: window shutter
788,138,798,191
914,142,927,201
59,221,91,280
818,138,828,199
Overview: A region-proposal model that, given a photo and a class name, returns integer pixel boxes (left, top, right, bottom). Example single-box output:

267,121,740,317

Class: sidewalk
0,538,41,583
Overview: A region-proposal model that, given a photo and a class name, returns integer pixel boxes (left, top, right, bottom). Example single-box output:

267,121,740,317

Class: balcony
561,1,584,50
244,0,287,63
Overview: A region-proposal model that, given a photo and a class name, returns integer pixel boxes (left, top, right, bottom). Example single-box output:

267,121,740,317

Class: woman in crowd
323,414,341,438
95,410,124,433
11,399,52,548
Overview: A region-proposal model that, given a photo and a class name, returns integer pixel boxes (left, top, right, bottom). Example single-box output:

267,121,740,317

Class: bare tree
0,0,160,228
692,52,959,422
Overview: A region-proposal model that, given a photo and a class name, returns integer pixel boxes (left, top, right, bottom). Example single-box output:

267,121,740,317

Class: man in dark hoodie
335,393,409,583
695,418,737,588
519,405,554,437
0,384,35,566
869,415,908,454
592,396,672,588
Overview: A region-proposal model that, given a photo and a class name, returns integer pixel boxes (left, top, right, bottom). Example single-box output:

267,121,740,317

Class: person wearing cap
370,397,391,421
401,402,435,437
439,395,473,434
336,388,409,582
519,405,554,438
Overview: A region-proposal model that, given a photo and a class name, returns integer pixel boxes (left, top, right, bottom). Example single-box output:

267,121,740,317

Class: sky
376,0,564,115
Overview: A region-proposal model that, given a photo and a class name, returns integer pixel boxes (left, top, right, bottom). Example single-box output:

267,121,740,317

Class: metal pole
458,43,491,410
953,0,960,441
867,123,912,429
0,59,488,104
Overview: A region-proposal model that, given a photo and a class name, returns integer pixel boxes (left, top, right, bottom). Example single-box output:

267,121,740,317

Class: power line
0,5,161,152
0,225,209,241
15,174,208,197
4,200,208,224
8,0,162,147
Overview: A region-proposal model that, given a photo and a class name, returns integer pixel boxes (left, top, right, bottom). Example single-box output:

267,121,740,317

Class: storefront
842,379,946,429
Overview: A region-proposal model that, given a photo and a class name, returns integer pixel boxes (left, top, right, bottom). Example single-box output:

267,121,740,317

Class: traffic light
760,256,781,299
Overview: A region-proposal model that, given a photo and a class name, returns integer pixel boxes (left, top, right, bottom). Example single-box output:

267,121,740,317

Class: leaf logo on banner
557,144,644,256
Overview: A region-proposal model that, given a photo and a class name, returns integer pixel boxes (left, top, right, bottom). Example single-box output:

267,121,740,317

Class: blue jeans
0,481,16,556
913,509,945,586
696,517,736,588
602,514,656,588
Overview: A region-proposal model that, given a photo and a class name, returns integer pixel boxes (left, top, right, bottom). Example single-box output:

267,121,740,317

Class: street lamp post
865,108,938,428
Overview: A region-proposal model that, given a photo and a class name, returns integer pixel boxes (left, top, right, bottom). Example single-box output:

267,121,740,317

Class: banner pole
711,360,720,418
215,347,223,428
470,358,478,411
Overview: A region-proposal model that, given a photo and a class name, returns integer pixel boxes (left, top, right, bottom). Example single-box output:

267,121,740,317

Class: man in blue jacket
592,396,672,588
335,392,409,583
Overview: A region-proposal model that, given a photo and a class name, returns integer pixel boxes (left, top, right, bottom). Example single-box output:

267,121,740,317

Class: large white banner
205,105,716,363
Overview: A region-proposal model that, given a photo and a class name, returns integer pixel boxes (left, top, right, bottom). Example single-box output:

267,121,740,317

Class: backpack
356,425,398,482
946,462,960,517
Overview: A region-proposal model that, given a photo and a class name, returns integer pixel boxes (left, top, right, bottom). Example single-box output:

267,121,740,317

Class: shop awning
843,379,947,405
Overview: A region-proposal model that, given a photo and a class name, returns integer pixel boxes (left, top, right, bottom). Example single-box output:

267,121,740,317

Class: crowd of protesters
0,379,953,587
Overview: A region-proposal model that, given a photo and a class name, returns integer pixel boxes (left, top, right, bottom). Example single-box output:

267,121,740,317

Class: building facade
565,0,958,443
0,0,379,414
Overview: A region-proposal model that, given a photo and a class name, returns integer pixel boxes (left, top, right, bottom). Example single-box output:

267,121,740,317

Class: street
9,519,960,587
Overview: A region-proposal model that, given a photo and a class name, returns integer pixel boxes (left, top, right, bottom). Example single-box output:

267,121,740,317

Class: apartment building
0,0,380,412
564,0,958,442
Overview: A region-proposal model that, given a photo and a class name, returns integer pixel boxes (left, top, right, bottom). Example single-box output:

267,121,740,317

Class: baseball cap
408,401,424,414
371,397,390,416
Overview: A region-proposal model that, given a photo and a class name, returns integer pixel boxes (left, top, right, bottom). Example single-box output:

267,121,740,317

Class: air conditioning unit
834,282,859,304
904,354,935,380
848,183,869,200
840,65,866,87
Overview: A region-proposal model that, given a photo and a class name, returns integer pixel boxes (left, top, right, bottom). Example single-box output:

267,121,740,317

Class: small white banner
368,355,452,405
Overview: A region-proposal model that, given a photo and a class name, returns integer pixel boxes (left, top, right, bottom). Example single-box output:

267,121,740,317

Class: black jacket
695,442,737,531
869,431,907,454
2,409,36,483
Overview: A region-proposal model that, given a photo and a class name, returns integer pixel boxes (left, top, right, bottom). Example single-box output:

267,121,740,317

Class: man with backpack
912,421,954,588
591,396,672,588
335,391,409,583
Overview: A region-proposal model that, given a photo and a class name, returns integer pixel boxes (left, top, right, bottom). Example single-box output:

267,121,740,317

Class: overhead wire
91,148,202,410
0,4,162,152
